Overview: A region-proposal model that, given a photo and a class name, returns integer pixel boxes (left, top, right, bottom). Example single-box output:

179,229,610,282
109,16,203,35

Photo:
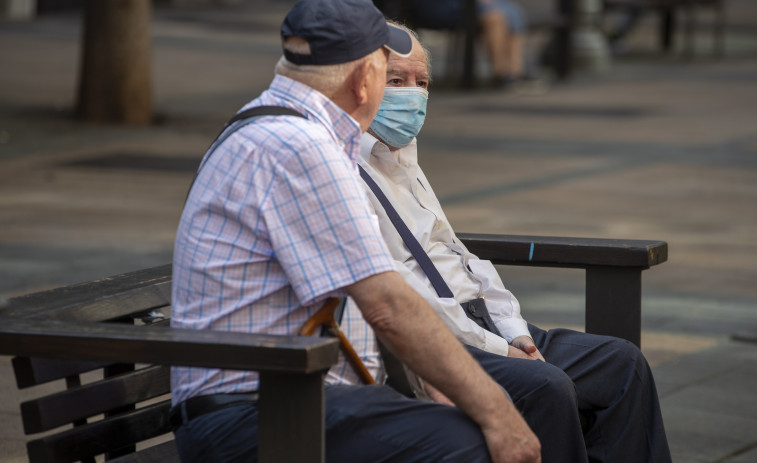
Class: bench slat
26,400,172,463
12,356,113,388
40,281,171,323
21,365,169,433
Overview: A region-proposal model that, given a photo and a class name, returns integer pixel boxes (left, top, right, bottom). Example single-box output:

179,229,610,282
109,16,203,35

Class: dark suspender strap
358,165,454,299
213,106,307,143
359,164,454,399
187,106,307,199
359,164,503,337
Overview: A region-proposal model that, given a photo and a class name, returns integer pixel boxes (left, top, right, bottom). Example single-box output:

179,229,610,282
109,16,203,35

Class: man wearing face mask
350,24,672,463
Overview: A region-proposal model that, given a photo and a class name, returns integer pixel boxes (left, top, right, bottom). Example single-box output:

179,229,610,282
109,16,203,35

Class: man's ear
351,59,372,105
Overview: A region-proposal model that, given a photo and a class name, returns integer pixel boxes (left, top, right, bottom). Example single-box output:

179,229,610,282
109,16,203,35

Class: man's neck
367,128,399,151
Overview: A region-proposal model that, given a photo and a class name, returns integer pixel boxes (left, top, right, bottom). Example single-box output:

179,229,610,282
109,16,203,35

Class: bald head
385,22,432,87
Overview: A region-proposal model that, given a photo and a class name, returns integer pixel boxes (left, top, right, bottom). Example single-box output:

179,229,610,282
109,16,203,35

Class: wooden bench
603,0,726,57
0,265,339,463
0,233,667,462
374,0,574,87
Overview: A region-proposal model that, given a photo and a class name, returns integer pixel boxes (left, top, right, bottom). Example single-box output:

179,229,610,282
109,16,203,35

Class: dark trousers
174,325,671,463
174,384,492,463
468,324,671,463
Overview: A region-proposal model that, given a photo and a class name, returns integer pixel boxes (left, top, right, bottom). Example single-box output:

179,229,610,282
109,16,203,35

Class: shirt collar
360,132,419,168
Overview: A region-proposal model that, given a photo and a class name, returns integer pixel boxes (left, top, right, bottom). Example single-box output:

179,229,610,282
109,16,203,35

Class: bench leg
714,0,726,58
660,7,676,53
585,266,642,347
258,370,327,463
461,0,477,89
683,4,696,59
553,25,573,81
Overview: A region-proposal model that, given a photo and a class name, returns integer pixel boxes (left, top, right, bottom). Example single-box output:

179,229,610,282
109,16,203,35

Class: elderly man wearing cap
169,0,540,462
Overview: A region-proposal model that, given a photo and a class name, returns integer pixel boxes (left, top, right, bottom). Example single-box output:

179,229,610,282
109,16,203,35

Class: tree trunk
76,0,152,124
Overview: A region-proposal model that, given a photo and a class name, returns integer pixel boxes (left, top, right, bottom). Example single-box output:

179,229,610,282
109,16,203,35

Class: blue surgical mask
370,86,429,148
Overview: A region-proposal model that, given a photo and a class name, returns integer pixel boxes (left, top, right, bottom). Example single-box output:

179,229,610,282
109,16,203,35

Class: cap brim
384,24,412,58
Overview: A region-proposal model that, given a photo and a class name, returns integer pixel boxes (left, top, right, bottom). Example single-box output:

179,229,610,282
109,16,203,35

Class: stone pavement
1,1,757,461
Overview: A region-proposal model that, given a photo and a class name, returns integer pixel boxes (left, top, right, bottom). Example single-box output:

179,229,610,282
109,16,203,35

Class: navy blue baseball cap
281,0,412,65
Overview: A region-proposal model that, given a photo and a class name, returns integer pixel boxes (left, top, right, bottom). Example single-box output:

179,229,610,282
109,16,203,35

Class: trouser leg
174,385,492,463
325,385,491,462
529,324,672,463
173,402,260,463
467,345,589,463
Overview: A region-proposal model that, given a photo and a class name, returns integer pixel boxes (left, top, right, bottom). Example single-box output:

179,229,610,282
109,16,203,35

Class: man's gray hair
386,21,432,79
276,36,384,95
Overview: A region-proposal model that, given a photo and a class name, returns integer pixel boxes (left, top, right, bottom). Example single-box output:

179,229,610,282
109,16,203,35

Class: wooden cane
298,298,376,385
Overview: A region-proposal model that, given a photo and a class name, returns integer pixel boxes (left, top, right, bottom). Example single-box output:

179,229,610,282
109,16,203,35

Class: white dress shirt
357,132,531,357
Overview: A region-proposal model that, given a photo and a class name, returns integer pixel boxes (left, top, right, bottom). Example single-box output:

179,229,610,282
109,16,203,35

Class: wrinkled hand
426,379,540,462
508,336,545,361
481,409,542,463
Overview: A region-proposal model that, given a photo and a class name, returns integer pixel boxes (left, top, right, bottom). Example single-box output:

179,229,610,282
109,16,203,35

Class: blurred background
1,0,756,461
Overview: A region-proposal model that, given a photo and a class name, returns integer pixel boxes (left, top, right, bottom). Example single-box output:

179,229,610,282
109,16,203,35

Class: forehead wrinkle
387,68,430,80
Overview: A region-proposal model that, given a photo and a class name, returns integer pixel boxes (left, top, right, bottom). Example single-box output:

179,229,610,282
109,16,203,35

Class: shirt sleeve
263,136,395,305
467,258,530,342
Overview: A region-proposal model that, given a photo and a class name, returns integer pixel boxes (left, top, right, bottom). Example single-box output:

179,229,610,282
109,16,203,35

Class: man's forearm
347,271,516,427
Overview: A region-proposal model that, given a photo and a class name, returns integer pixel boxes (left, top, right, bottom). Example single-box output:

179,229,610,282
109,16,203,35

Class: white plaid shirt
171,75,395,404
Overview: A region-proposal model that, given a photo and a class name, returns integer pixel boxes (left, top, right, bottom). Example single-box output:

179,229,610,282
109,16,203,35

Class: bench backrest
10,265,177,463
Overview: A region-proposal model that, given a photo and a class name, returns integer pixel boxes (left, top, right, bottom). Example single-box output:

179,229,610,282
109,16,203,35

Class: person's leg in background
478,0,527,87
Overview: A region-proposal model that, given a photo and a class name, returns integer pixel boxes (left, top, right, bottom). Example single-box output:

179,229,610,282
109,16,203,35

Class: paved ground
1,1,757,461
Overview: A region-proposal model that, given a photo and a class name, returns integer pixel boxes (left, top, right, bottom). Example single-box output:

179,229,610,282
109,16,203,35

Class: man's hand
423,377,541,462
423,378,541,462
508,336,545,361
481,415,542,463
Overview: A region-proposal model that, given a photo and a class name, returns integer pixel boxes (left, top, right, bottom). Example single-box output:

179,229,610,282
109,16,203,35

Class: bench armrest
458,233,669,347
0,317,338,373
0,317,339,463
458,233,668,269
